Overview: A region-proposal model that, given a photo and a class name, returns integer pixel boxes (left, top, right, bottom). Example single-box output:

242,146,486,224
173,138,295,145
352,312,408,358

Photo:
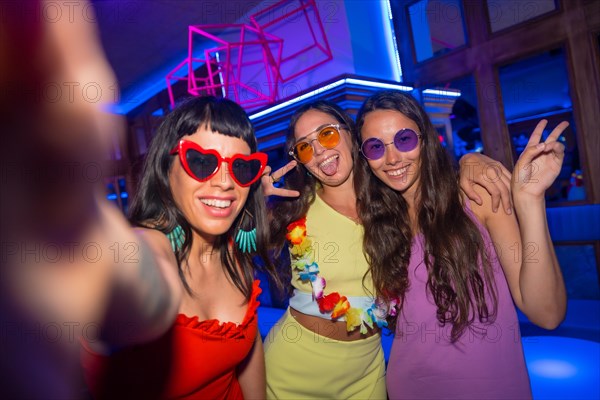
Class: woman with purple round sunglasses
360,128,422,160
354,90,567,399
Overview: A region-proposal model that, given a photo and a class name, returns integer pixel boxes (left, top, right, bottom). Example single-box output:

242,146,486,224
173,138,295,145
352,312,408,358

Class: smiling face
293,109,354,187
360,109,422,199
169,124,251,241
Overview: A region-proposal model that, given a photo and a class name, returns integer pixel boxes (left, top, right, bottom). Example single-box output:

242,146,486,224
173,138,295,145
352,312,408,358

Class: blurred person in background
1,1,182,397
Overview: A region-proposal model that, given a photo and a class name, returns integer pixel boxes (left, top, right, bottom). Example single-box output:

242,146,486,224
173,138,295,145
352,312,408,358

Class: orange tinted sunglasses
288,124,347,164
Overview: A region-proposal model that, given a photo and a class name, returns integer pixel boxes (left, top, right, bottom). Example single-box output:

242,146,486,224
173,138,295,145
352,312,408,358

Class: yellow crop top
287,195,397,332
290,195,374,298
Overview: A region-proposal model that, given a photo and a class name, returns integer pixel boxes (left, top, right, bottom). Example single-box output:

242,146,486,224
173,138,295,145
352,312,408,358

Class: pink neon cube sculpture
187,23,283,110
166,57,224,108
249,0,333,83
166,59,189,108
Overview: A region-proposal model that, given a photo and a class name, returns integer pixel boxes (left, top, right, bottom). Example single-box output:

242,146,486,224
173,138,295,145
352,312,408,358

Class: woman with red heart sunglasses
82,96,281,399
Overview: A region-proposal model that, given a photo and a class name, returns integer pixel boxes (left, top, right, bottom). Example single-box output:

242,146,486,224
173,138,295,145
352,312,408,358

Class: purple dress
386,204,532,399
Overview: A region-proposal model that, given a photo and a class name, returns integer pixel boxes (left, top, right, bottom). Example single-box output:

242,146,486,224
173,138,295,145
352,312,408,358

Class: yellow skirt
264,308,386,399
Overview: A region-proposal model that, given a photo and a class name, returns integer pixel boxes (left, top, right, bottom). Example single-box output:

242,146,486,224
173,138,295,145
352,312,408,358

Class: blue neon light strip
384,0,402,81
346,78,412,91
249,79,346,120
422,89,462,97
249,78,413,120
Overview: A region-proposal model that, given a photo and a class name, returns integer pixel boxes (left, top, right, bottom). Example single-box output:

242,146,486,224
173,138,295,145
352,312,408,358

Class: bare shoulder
134,226,177,265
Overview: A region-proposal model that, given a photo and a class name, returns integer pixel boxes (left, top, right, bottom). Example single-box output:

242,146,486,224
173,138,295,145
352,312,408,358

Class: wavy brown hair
268,101,359,295
354,91,497,341
129,96,281,300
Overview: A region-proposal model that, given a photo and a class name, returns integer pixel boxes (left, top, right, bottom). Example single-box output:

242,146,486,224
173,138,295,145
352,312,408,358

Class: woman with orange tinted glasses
262,100,515,399
82,96,282,399
288,123,346,163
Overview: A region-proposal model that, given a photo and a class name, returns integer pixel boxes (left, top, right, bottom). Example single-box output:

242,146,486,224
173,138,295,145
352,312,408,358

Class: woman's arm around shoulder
459,152,513,214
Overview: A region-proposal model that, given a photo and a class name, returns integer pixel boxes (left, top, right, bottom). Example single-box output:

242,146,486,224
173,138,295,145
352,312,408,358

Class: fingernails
506,208,512,215
536,143,545,149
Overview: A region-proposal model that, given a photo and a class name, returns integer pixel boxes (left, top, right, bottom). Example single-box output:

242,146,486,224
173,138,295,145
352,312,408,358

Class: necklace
286,216,396,333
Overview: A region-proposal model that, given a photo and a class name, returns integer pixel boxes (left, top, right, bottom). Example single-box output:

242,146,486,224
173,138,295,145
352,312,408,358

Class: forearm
97,200,182,348
514,195,566,328
4,195,181,354
237,333,266,400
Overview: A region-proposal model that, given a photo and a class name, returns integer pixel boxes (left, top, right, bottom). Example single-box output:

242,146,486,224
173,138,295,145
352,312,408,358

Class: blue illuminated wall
344,0,401,81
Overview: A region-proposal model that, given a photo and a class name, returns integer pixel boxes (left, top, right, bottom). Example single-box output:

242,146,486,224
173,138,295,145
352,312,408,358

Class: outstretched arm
100,223,183,350
470,120,567,329
509,120,567,328
1,1,182,397
4,0,182,351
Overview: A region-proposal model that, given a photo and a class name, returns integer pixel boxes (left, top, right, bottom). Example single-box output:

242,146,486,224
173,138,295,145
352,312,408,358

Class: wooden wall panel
393,0,600,202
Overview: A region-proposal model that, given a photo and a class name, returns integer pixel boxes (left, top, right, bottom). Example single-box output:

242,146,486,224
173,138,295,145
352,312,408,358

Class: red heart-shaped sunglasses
170,140,268,187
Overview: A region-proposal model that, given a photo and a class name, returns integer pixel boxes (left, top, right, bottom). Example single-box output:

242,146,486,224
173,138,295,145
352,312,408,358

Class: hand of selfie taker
1,2,181,397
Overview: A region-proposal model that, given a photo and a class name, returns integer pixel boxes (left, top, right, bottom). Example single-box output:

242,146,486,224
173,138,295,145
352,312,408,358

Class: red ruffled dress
81,280,261,399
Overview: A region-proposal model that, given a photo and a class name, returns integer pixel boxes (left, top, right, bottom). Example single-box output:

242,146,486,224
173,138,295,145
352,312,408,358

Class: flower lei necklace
286,216,397,333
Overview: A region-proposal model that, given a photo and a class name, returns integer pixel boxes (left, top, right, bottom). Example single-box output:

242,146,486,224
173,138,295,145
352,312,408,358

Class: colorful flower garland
286,217,397,333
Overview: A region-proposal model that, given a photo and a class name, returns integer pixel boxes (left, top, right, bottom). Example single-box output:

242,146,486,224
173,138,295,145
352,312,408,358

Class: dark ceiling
94,0,260,93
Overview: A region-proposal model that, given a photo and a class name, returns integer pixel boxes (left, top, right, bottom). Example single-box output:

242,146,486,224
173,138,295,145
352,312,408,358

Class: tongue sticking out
320,157,339,176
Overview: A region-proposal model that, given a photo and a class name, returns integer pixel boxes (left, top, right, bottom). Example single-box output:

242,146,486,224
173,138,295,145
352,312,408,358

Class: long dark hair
129,96,279,300
354,91,497,341
268,101,360,298
268,100,358,251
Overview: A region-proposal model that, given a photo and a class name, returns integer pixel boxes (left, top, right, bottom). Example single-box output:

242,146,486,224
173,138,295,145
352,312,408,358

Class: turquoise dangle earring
166,225,185,253
235,209,257,253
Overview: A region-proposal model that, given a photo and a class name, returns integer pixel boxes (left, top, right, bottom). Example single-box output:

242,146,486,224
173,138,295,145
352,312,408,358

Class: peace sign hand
512,119,569,200
261,160,301,198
